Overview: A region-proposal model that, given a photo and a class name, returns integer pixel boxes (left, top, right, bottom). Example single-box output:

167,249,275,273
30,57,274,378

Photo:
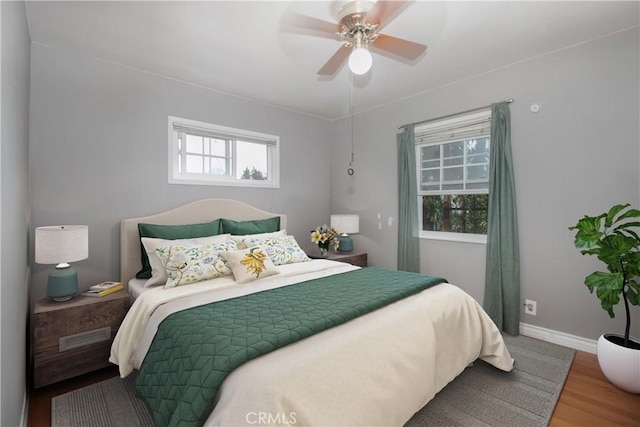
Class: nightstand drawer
32,291,130,388
33,340,114,388
340,252,367,267
309,251,368,267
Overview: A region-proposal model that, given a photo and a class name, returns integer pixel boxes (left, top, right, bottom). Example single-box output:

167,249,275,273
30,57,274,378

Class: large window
415,110,490,242
168,116,279,188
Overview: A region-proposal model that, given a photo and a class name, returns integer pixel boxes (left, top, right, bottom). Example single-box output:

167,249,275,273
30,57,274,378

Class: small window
415,110,490,241
168,116,279,188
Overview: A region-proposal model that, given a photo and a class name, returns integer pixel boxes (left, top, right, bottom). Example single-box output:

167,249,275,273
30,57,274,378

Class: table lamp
35,225,88,301
330,214,360,252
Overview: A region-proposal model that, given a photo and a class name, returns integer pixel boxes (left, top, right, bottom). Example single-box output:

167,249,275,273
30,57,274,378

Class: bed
110,198,513,427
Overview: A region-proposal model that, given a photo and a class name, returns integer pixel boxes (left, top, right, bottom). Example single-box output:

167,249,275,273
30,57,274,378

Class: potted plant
569,203,640,393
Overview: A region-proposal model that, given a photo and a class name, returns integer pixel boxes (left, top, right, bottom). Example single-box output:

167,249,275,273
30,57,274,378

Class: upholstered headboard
120,198,287,288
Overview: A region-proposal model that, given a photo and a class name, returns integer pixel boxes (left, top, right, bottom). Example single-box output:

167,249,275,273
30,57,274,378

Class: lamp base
337,234,354,252
47,265,79,302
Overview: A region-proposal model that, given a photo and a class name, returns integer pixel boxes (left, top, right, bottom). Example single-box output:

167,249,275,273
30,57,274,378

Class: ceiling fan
283,0,427,76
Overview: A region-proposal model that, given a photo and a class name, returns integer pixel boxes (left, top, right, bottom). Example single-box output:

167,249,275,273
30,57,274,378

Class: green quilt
135,267,446,427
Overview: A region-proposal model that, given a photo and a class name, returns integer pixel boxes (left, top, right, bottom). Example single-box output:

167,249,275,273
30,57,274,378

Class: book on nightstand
81,282,124,297
89,281,121,291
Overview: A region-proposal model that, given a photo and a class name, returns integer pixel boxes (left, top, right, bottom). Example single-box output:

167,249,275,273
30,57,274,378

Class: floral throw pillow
229,229,287,249
221,247,280,284
141,234,231,288
242,235,310,265
155,240,238,289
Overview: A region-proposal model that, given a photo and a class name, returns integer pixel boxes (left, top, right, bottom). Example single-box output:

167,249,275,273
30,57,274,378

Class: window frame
168,116,280,188
415,110,491,244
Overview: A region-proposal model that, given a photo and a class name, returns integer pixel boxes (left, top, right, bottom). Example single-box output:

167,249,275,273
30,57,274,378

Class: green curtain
397,125,420,272
483,102,520,335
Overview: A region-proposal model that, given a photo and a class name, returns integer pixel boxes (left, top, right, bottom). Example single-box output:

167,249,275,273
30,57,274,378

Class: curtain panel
397,126,420,272
483,102,521,335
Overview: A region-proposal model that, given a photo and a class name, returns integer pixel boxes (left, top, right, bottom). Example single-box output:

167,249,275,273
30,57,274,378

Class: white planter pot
597,333,640,394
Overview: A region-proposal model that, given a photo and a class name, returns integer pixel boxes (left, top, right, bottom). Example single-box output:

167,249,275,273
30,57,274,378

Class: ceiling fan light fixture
291,0,427,76
348,46,372,75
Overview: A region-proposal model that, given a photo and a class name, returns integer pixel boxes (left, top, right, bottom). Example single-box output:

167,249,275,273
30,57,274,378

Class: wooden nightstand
309,251,368,267
32,290,130,388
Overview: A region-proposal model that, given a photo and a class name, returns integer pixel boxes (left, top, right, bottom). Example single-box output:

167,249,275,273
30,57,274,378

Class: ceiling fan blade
281,12,338,39
318,45,351,76
364,0,409,28
373,33,427,60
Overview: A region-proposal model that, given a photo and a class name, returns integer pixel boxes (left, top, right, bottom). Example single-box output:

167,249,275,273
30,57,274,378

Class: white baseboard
520,322,597,354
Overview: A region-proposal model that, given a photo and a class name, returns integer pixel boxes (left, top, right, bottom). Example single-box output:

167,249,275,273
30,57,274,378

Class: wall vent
59,326,111,352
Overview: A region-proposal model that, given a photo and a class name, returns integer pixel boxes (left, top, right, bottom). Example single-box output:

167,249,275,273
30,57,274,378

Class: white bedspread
110,260,513,426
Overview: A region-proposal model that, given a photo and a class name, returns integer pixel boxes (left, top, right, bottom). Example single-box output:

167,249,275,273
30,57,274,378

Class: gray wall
29,42,334,297
331,27,640,342
1,1,31,425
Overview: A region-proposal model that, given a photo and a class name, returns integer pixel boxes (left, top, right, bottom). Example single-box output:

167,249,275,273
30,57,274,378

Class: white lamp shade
331,214,360,234
348,47,372,75
35,225,88,265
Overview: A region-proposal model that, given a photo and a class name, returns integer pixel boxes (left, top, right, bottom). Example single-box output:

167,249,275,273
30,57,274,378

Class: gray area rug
406,334,576,427
51,371,151,427
52,334,575,427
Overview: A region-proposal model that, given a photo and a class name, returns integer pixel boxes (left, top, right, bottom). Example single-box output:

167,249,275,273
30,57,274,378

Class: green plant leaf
603,233,636,253
570,215,605,248
626,280,640,306
613,220,640,229
589,234,635,272
612,222,640,242
605,204,630,228
585,271,623,317
623,251,640,278
616,208,640,222
621,227,640,242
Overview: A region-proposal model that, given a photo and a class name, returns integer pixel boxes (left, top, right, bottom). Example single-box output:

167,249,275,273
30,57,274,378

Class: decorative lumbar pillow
230,229,287,249
136,219,222,279
243,235,310,266
141,234,231,287
221,247,279,284
220,217,280,235
154,240,237,289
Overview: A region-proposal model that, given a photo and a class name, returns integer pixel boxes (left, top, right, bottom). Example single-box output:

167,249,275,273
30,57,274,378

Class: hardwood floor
27,351,639,426
548,351,639,427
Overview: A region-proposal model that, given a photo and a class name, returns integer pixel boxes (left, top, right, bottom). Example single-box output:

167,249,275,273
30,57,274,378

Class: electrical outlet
525,299,537,316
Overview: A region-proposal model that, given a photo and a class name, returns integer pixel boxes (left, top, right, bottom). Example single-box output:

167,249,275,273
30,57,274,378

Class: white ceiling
25,1,639,120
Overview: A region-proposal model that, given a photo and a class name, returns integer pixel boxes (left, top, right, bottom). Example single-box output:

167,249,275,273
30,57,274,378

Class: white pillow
230,229,286,249
243,235,310,265
220,247,280,284
155,239,238,289
141,234,231,287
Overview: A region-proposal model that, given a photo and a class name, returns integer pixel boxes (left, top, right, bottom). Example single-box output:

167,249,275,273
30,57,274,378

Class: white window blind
415,110,491,146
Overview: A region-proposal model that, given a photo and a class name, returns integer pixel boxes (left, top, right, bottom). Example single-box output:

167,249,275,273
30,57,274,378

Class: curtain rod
398,99,513,130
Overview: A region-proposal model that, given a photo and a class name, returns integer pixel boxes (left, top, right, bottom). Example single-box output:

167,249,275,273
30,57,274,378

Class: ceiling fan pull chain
348,72,355,176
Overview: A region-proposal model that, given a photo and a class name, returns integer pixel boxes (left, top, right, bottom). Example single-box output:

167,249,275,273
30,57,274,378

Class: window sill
419,231,487,244
169,177,280,189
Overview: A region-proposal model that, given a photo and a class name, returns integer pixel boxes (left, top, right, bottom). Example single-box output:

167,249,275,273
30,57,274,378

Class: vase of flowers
311,224,340,257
